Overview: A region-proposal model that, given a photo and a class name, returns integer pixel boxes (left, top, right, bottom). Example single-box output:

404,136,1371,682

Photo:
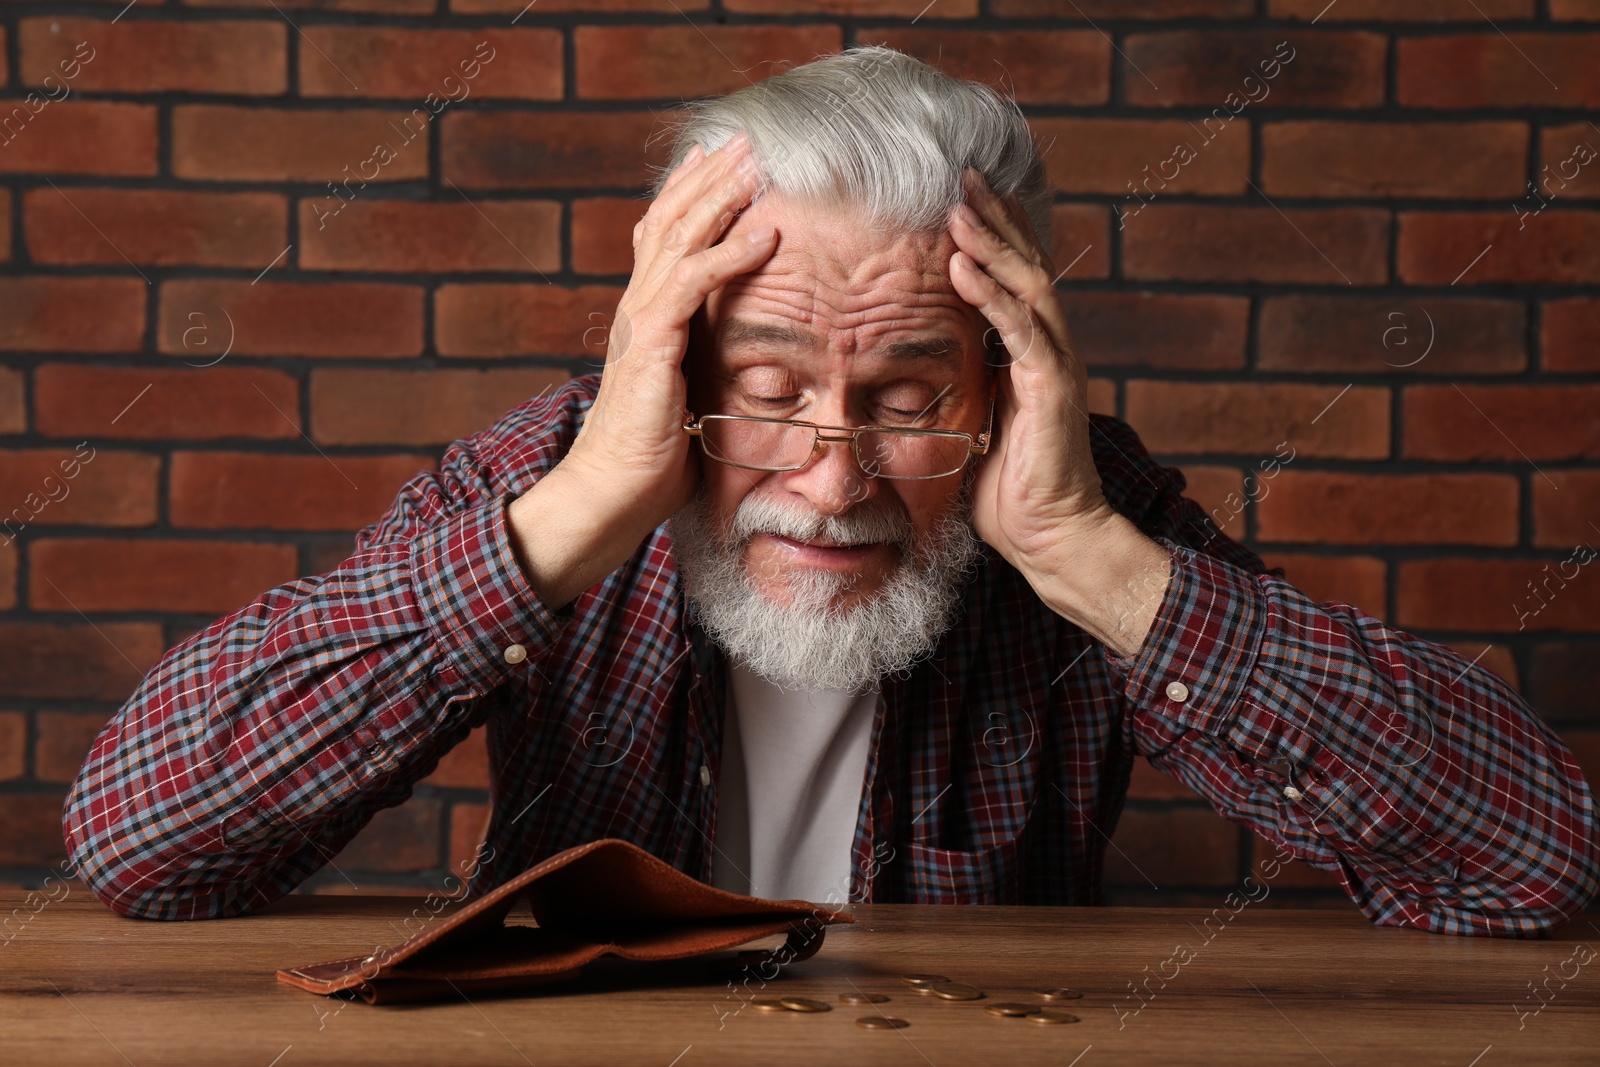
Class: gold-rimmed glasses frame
682,379,997,481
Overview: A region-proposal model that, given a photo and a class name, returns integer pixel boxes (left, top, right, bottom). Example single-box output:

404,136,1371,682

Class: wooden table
3,890,1596,1065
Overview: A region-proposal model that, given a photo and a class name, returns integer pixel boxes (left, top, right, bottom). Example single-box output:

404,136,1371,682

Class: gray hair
650,45,1052,248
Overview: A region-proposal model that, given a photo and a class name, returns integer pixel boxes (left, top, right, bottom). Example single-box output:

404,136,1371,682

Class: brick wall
1,1,1596,915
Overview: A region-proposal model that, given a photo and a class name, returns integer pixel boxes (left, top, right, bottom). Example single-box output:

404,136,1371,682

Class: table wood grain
3,890,1596,1065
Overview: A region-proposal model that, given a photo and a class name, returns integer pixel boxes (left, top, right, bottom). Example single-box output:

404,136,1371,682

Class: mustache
727,493,915,550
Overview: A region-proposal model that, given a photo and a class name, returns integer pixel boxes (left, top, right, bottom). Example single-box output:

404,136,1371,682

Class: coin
1027,1009,1080,1025
856,1016,910,1030
840,992,890,1004
780,997,832,1013
930,982,984,1001
1035,988,1084,1001
900,974,949,986
750,997,790,1012
983,1002,1036,1017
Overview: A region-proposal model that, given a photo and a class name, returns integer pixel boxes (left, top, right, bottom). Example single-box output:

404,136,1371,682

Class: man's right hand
507,131,776,609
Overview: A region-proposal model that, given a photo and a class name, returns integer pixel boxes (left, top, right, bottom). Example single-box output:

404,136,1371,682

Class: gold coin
900,974,949,986
983,1002,1036,1017
1035,987,1083,1001
930,982,984,1001
840,992,890,1004
856,1016,910,1030
750,997,790,1012
780,997,832,1013
1027,1009,1080,1025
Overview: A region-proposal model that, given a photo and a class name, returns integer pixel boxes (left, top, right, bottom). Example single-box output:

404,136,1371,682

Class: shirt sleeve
61,380,591,921
1092,417,1600,937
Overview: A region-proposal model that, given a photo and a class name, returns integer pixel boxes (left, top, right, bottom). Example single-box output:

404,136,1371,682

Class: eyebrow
717,316,966,364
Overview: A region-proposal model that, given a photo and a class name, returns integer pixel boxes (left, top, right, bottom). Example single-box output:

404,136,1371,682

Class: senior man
64,47,1596,935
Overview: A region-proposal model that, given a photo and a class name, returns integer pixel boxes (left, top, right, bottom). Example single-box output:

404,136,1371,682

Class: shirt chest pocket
902,834,1025,905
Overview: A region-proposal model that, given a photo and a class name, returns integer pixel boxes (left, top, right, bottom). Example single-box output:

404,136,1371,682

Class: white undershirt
711,660,877,904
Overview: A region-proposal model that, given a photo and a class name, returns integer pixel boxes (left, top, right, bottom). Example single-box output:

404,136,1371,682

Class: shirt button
1165,681,1190,703
503,643,527,664
1283,786,1304,802
699,765,712,788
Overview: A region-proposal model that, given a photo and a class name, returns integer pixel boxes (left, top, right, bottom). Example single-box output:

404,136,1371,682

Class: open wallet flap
276,838,856,1004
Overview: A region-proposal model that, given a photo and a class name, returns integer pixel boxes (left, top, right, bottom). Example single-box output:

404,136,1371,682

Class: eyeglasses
682,380,996,481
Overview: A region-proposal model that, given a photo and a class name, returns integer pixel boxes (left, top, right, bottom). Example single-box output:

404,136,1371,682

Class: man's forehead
715,315,970,367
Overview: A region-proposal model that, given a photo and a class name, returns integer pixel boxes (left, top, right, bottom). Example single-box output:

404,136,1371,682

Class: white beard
667,475,984,693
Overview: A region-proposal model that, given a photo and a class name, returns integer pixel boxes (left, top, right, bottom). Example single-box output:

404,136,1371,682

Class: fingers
636,144,706,249
649,225,777,335
950,249,1050,372
634,132,754,265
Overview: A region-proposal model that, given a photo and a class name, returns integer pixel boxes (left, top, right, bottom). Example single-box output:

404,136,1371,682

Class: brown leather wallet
277,838,855,1004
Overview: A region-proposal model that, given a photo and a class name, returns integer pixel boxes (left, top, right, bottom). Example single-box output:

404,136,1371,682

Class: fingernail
957,202,982,227
746,226,775,244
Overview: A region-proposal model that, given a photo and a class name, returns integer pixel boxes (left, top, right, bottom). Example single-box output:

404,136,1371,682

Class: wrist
507,462,651,609
1026,510,1172,658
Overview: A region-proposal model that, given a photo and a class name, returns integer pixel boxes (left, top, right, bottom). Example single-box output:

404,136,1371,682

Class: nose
779,431,879,516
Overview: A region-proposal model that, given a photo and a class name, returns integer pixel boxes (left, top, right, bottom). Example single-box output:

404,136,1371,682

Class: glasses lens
857,431,970,478
699,418,816,470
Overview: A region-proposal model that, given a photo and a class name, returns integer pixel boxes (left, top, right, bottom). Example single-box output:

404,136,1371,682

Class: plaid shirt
63,374,1598,937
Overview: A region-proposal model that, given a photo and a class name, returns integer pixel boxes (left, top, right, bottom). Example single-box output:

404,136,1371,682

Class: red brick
572,197,643,275
0,367,22,432
1257,472,1519,546
1271,0,1533,17
423,726,490,789
173,105,430,182
1537,125,1600,201
158,280,424,360
1398,559,1600,633
1263,122,1527,198
301,28,560,100
1127,756,1206,801
854,29,1109,106
1177,465,1245,542
1061,292,1247,370
306,539,357,575
0,794,69,867
727,0,972,13
1049,205,1111,281
1401,212,1600,286
1258,296,1526,375
451,0,707,10
300,199,560,274
1543,298,1600,372
442,111,672,190
1532,471,1600,549
1123,205,1389,285
25,188,287,268
1564,732,1600,807
1031,118,1248,196
1259,553,1387,619
34,712,114,784
0,278,144,353
0,101,157,176
0,539,14,611
1404,385,1600,461
448,802,493,881
0,622,164,700
20,18,285,95
169,452,436,531
33,366,301,442
577,26,842,99
996,0,1251,15
1104,807,1238,888
0,449,160,530
1087,378,1115,417
1444,640,1520,692
1126,382,1390,459
31,538,300,614
1551,0,1600,15
310,368,570,445
0,187,9,261
0,713,22,781
434,284,624,359
1248,835,1341,891
327,800,442,873
1399,35,1600,109
1125,32,1384,109
189,0,432,10
1529,643,1600,724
